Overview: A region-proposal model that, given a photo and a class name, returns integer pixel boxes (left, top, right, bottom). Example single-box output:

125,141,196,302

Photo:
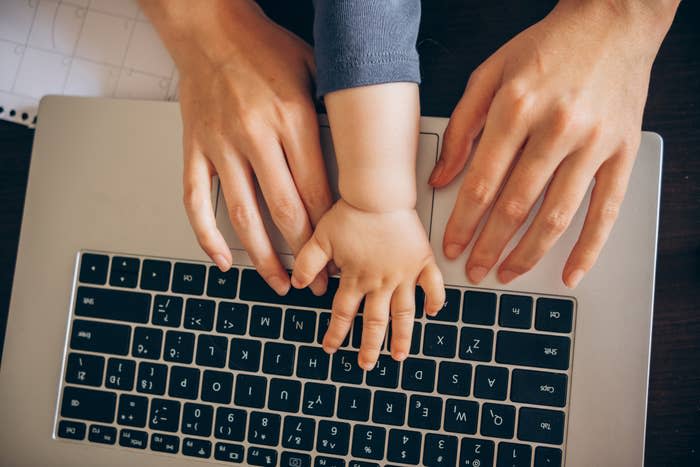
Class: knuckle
495,198,530,225
269,195,306,232
499,81,532,120
542,209,571,236
460,177,493,207
598,197,622,222
364,314,389,330
466,64,487,88
550,103,577,137
228,202,258,231
391,306,415,319
238,114,266,138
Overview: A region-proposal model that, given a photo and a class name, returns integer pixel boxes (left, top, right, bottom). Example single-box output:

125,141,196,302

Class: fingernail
394,351,407,362
360,360,375,371
290,275,303,289
322,345,337,355
566,269,585,288
428,158,446,185
269,275,290,295
444,243,464,259
468,265,489,284
212,254,230,272
499,269,519,284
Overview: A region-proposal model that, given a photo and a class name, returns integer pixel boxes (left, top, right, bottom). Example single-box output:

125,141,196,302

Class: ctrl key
119,429,148,449
215,442,245,463
57,420,86,440
150,433,180,454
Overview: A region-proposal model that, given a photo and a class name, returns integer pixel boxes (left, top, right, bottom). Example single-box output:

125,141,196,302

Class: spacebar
239,269,338,309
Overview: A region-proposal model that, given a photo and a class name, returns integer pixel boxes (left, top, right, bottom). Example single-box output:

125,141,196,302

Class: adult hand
429,0,677,288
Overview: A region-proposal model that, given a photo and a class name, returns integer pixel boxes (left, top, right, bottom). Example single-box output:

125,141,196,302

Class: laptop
0,96,662,467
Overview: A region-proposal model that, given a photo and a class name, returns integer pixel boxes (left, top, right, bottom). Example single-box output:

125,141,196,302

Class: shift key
75,286,150,323
495,331,570,370
70,319,131,355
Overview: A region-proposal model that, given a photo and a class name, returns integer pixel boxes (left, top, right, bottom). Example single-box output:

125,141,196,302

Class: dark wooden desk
0,1,697,465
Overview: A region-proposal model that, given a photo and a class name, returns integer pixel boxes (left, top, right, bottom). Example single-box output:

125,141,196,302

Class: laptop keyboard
55,251,575,467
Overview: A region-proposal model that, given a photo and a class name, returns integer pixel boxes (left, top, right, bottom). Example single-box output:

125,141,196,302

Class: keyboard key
407,395,442,430
302,383,336,417
57,420,86,440
401,358,435,392
168,365,200,400
215,407,247,441
235,374,267,408
463,290,497,325
444,399,478,434
459,326,494,362
70,319,130,355
184,298,215,330
517,407,565,445
136,362,167,395
460,438,495,467
229,338,261,372
331,350,364,384
163,331,195,364
410,322,421,354
196,334,228,368
423,323,458,358
88,424,117,444
535,298,574,333
105,358,135,390
437,361,471,396
248,446,278,466
117,394,148,427
423,434,457,467
240,268,338,309
207,265,239,298
337,387,371,421
202,370,233,404
496,331,571,370
351,316,363,349
318,312,350,347
349,461,377,467
269,378,301,413
263,342,295,376
79,253,109,285
60,386,116,423
511,369,568,407
216,302,249,335
183,437,212,458
316,420,350,455
284,308,317,343
480,403,515,439
132,327,163,360
365,354,399,389
172,262,206,295
351,425,385,460
65,352,104,387
152,295,183,327
282,452,312,467
110,256,140,288
372,391,406,426
149,398,180,432
76,287,151,324
474,365,509,400
250,305,282,339
140,259,171,291
282,416,316,451
150,433,179,454
119,429,147,449
297,346,330,380
315,456,345,467
497,442,531,467
248,412,281,446
499,294,533,329
182,403,213,436
387,429,421,464
535,447,562,467
215,442,245,463
428,288,461,322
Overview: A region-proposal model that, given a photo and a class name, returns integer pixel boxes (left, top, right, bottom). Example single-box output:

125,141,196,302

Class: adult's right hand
141,0,333,295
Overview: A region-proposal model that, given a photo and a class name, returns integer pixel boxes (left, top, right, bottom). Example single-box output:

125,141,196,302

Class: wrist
339,168,417,213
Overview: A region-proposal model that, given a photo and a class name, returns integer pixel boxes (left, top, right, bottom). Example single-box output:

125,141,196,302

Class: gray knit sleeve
312,0,421,97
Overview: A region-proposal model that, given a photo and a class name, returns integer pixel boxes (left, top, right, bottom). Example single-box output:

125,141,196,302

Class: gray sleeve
312,0,421,97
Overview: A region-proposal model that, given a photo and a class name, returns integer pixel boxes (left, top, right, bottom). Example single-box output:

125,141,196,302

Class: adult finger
389,283,416,361
324,278,363,353
417,261,446,316
358,290,392,370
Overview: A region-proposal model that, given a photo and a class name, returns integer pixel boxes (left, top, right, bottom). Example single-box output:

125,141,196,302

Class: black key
215,407,247,441
407,395,442,430
315,456,345,467
318,312,350,347
248,411,281,446
535,298,574,333
423,434,457,467
117,394,148,427
297,346,330,380
316,420,351,455
401,358,435,392
65,352,104,387
517,407,565,445
58,420,86,440
365,354,399,388
216,302,249,335
168,365,200,400
60,386,116,423
480,403,515,439
535,447,562,467
423,323,458,358
182,402,213,437
331,350,364,384
150,433,179,454
163,330,195,364
207,265,239,299
499,294,533,329
70,319,130,355
414,288,425,319
110,256,140,288
349,462,377,467
215,442,245,463
387,429,421,465
79,253,108,285
132,327,163,360
496,331,571,370
119,429,148,449
235,374,267,408
351,316,363,349
284,308,317,343
229,338,261,372
269,378,302,413
428,288,461,322
105,358,135,390
149,398,180,432
302,383,336,417
474,365,509,400
351,425,385,460
196,334,228,368
282,452,312,467
240,268,338,309
88,424,117,444
250,305,282,339
140,259,171,292
183,437,212,458
263,342,295,376
184,298,215,331
460,438,495,467
444,399,479,434
248,446,278,466
463,290,497,325
437,361,471,396
172,262,206,295
497,442,531,467
337,387,370,421
282,416,316,451
410,322,421,354
152,295,183,327
459,326,494,362
372,391,406,426
136,362,167,395
75,287,151,323
202,370,234,404
511,369,567,407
